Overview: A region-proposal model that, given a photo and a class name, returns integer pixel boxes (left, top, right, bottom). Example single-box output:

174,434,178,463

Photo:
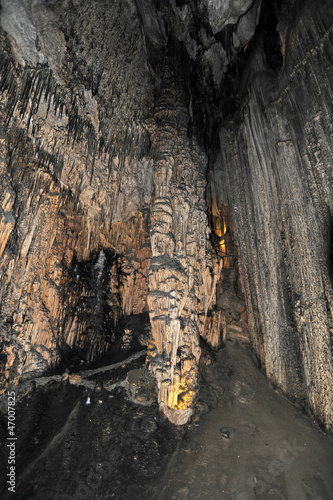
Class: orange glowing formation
218,219,227,254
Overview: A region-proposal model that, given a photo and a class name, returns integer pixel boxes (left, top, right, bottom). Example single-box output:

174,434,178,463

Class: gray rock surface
211,0,333,430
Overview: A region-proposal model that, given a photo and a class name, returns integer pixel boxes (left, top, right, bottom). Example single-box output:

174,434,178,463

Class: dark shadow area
0,380,179,500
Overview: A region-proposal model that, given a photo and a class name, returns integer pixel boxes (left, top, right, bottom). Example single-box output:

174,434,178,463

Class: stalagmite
147,59,222,423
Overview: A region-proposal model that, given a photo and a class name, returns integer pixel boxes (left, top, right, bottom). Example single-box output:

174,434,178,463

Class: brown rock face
0,0,221,422
0,0,154,389
211,0,333,430
1,0,332,432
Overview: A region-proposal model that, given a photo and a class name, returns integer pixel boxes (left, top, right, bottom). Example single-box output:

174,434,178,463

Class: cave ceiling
0,0,270,148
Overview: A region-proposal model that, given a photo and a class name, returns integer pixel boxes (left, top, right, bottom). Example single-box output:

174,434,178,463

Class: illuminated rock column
147,60,222,424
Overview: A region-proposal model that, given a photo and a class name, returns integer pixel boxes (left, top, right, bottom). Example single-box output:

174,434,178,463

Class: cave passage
0,0,333,498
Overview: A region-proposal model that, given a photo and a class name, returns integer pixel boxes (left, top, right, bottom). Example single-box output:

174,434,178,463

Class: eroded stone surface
0,0,332,432
211,0,333,430
0,0,154,389
147,59,222,417
0,0,222,420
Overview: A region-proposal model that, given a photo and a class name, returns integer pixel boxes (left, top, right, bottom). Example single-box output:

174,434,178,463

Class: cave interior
0,0,333,498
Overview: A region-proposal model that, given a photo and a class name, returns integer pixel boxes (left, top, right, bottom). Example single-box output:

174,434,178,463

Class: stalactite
0,56,19,126
0,0,157,394
218,24,234,60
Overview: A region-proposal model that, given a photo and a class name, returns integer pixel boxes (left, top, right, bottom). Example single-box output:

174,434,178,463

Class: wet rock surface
211,0,333,431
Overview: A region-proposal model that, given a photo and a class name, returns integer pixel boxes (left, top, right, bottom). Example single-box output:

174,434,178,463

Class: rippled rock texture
0,0,155,390
0,0,222,420
212,0,333,430
147,58,221,421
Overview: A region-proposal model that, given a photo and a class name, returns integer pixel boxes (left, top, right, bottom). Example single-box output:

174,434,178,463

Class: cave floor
153,339,333,500
1,340,333,500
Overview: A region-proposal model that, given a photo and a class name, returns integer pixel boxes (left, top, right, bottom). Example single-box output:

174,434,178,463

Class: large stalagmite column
147,59,222,425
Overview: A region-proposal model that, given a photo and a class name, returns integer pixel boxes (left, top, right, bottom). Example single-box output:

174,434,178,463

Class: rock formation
0,0,155,388
0,0,222,423
211,0,333,430
147,57,222,423
0,0,332,430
